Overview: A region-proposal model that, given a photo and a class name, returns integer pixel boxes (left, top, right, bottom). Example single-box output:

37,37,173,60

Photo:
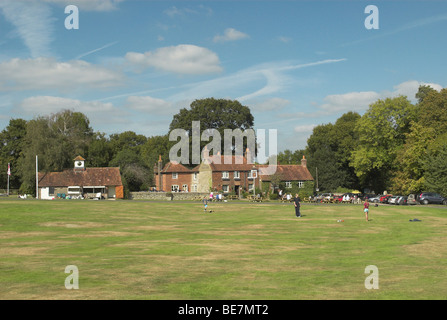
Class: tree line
1,88,446,196
276,85,447,195
0,98,254,195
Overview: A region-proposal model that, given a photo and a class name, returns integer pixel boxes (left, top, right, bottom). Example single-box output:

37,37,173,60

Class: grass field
0,198,446,300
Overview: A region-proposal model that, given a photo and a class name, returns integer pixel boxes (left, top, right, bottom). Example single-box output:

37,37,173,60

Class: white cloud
125,96,175,115
0,1,55,58
252,97,290,112
164,5,213,18
392,80,442,99
0,57,124,91
319,91,381,113
125,44,222,75
42,0,124,11
278,36,292,43
213,28,249,43
315,80,443,115
16,95,129,128
18,96,115,113
294,124,317,133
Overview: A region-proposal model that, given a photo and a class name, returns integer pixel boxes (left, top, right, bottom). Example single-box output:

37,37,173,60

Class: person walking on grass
364,198,370,221
294,193,301,218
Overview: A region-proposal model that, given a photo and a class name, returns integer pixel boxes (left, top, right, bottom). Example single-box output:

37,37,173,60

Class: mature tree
0,118,27,189
350,96,416,193
108,131,149,192
391,86,447,194
87,132,113,167
141,134,171,186
109,148,150,191
305,123,347,192
424,143,447,196
18,110,93,194
169,98,255,165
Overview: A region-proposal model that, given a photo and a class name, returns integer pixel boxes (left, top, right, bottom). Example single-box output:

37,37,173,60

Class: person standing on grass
294,193,301,218
364,198,370,221
203,196,208,212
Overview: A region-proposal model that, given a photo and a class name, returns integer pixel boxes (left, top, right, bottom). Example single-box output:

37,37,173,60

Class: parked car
380,194,392,204
417,192,447,205
368,195,382,203
396,196,408,205
388,196,400,205
362,193,376,201
406,194,418,205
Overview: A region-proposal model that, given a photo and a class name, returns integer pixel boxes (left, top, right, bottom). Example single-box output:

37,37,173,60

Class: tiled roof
258,164,314,181
38,167,123,187
161,162,192,173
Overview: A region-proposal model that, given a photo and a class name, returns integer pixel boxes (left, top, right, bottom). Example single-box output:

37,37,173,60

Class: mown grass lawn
0,198,446,300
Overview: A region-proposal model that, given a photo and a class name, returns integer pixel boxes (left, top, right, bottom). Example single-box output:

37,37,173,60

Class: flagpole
36,155,38,199
7,163,10,196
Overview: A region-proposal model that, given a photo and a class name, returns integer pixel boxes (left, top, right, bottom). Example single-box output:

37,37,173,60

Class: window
222,185,229,193
171,185,179,192
248,170,257,179
285,181,292,189
234,171,240,179
248,184,254,191
222,171,229,179
298,181,304,188
192,184,198,192
182,184,188,192
172,172,178,179
193,172,198,180
49,187,55,195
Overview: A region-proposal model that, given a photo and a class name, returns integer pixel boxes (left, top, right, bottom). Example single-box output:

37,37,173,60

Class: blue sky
0,0,446,153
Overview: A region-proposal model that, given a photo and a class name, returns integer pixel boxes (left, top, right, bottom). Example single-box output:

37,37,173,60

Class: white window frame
285,181,292,189
193,172,198,181
172,172,178,179
298,181,304,188
248,184,254,191
234,171,240,179
192,184,198,192
171,185,179,192
182,184,188,192
222,185,229,193
222,171,229,179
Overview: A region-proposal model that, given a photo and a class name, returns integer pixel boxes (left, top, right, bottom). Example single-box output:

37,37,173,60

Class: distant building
154,149,313,196
38,156,124,200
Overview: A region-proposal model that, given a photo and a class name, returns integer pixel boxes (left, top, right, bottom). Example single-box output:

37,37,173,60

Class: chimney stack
301,155,307,167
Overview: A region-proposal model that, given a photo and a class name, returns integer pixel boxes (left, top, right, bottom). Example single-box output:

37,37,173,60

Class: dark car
417,192,447,205
396,196,408,205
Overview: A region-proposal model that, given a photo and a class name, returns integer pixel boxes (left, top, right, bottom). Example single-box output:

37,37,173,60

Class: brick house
154,151,313,196
38,156,124,200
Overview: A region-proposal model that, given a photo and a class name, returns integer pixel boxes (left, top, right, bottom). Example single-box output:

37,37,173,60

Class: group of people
278,189,294,202
208,192,224,201
202,190,371,221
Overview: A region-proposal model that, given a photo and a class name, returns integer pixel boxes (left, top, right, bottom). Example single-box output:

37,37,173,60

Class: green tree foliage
108,131,150,192
391,87,447,194
141,134,171,186
18,110,93,194
305,112,360,192
424,143,447,196
350,96,415,193
0,119,27,189
169,98,255,163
